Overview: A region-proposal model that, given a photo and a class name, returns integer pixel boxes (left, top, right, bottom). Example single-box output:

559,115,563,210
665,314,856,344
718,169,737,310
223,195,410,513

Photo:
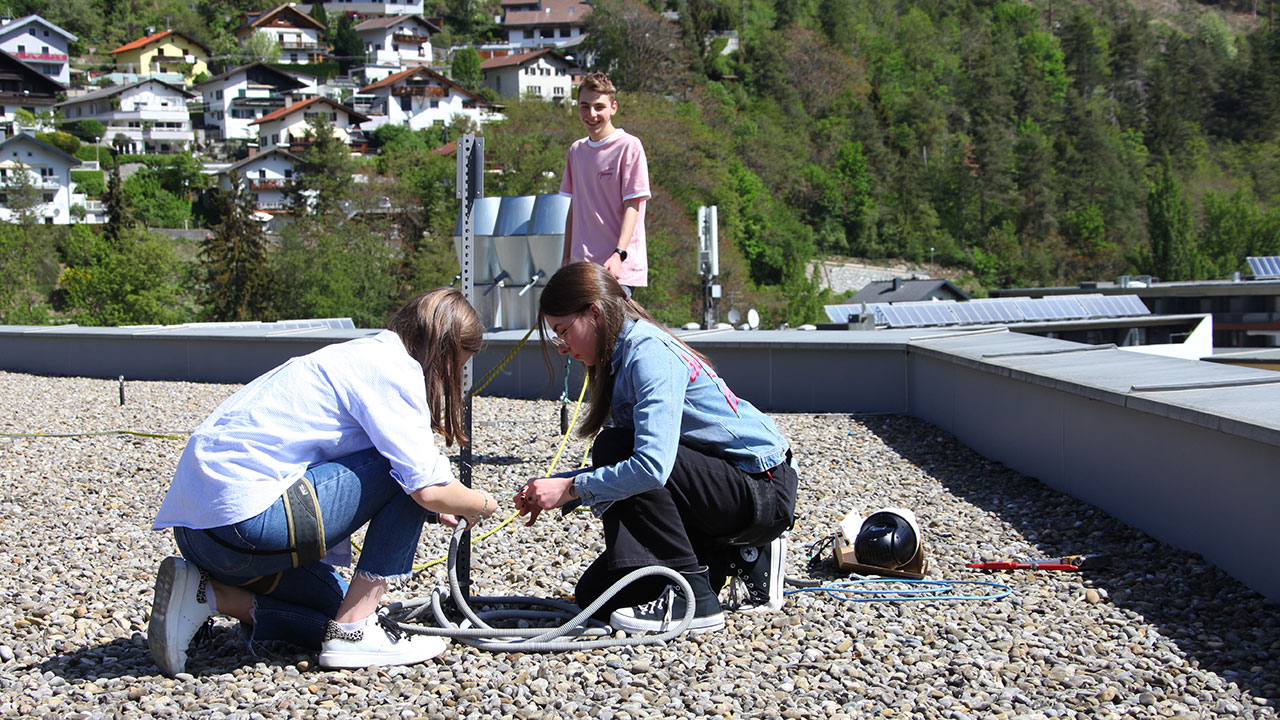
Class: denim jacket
573,319,790,515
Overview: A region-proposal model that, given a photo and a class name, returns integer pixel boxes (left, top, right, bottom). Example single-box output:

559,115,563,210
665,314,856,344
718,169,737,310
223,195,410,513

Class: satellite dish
727,308,741,325
747,308,760,330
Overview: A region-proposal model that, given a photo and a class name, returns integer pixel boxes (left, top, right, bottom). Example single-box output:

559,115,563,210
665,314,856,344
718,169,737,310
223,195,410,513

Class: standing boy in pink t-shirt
559,72,651,291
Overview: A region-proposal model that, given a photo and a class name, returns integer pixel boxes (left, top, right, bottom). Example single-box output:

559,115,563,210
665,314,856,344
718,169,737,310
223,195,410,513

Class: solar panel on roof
1075,295,1109,317
1113,295,1150,315
1247,256,1280,279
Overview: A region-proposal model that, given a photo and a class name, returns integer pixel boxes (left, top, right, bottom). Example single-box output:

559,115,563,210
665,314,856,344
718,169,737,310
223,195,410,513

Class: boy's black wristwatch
613,247,628,261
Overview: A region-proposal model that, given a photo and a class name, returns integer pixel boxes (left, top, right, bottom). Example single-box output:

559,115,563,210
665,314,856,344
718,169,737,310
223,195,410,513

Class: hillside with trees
3,0,1280,328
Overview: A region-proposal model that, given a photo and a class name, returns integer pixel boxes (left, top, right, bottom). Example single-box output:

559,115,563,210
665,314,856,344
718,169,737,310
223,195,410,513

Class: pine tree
200,177,274,321
1145,155,1200,282
103,162,133,246
290,115,358,218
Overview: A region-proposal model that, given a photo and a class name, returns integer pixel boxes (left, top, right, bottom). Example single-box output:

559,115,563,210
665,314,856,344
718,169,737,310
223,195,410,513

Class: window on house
430,100,439,108
285,170,293,179
40,168,54,178
42,46,48,54
17,45,24,53
259,170,267,179
400,95,411,111
43,192,55,202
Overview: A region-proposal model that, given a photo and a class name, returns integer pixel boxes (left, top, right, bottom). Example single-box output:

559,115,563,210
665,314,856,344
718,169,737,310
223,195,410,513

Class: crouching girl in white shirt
148,288,498,676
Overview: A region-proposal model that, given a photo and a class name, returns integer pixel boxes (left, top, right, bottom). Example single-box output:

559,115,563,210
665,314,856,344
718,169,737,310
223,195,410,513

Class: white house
480,48,579,102
0,51,65,138
198,62,316,144
251,96,370,152
355,14,438,66
500,0,591,49
235,4,329,65
220,147,302,213
0,15,75,85
0,133,80,224
305,0,425,16
354,66,497,133
56,79,196,154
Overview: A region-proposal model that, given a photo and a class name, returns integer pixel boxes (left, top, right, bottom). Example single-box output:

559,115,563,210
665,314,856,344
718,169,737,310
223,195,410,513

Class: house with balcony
500,0,591,49
107,29,210,84
220,147,302,214
0,15,76,85
0,51,65,138
355,14,438,70
352,66,496,134
56,79,196,154
0,133,80,224
198,62,316,144
251,96,370,152
480,48,579,102
236,4,329,66
304,0,425,16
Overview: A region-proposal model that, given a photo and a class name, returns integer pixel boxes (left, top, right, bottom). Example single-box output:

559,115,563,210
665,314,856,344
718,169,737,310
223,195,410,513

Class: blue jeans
173,448,431,650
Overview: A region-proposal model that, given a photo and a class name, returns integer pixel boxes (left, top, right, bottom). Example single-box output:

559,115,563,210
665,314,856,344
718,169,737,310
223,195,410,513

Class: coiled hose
384,519,696,651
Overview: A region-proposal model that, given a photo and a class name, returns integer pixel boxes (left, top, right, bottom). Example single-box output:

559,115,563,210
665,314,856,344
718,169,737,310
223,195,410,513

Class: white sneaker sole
148,557,208,677
610,611,726,635
318,634,448,669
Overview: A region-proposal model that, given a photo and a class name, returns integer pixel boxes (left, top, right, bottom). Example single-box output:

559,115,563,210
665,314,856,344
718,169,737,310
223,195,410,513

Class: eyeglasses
549,314,583,350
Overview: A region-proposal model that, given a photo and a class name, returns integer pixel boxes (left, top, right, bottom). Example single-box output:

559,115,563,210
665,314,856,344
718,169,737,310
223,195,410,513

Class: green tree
245,30,282,64
200,177,275,321
311,2,330,33
4,162,47,225
123,172,193,228
329,14,364,72
291,115,359,217
36,131,80,157
58,227,188,326
1144,155,1201,281
271,218,402,326
104,163,134,245
451,47,483,91
0,224,54,323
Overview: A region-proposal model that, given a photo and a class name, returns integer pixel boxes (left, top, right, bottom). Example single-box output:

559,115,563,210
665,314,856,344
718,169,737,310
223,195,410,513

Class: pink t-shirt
560,129,650,287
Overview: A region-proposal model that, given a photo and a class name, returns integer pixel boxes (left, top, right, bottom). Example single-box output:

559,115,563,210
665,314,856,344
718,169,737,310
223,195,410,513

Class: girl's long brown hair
538,262,711,437
388,287,483,446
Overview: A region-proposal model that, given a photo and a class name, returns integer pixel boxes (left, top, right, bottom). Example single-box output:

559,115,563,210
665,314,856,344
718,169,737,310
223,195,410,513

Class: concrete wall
3,322,1279,600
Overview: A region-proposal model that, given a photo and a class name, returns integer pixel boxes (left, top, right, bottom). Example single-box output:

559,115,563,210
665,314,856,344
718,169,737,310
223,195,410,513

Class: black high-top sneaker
727,533,787,613
610,567,725,634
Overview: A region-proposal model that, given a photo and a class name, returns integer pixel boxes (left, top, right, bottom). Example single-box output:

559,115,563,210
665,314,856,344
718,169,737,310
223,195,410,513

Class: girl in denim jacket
515,262,798,633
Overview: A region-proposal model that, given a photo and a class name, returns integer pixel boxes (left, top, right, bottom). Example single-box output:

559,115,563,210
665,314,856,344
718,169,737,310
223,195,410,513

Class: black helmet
855,509,921,570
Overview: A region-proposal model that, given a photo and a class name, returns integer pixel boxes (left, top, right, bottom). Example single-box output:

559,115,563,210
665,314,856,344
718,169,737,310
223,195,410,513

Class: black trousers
575,428,798,617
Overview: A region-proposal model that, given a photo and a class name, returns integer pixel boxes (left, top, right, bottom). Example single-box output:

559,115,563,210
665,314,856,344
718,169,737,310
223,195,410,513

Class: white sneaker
318,614,448,668
148,556,214,677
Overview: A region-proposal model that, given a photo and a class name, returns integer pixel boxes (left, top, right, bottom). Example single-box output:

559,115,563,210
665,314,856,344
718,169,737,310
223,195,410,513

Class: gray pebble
0,372,1276,719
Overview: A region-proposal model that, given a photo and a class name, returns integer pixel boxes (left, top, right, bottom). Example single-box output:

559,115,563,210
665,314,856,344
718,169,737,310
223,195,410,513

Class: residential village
0,0,591,226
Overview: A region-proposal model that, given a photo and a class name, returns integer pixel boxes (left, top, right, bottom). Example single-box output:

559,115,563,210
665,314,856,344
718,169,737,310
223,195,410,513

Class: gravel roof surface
0,370,1276,719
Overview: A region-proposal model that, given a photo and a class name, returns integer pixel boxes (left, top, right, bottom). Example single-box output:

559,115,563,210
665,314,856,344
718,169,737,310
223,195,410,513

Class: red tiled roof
361,66,422,93
109,29,211,55
250,96,370,126
504,0,591,27
358,66,488,105
480,48,554,70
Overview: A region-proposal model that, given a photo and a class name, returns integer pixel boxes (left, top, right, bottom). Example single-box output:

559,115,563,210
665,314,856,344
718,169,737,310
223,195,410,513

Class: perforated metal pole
455,133,484,597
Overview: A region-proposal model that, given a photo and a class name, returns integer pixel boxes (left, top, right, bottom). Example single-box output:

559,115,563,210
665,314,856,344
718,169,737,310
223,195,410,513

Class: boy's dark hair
577,72,617,100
